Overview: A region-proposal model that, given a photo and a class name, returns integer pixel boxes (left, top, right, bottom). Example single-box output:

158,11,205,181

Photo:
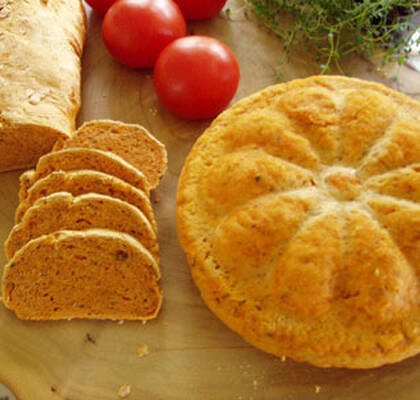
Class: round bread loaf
5,192,159,261
15,170,156,231
2,229,161,321
177,76,420,368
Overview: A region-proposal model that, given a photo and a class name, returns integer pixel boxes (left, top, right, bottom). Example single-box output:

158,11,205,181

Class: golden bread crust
19,148,150,200
0,0,85,171
176,76,420,368
53,120,168,190
5,192,159,261
15,170,156,232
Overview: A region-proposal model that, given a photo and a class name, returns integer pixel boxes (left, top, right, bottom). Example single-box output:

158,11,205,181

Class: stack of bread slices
2,120,167,321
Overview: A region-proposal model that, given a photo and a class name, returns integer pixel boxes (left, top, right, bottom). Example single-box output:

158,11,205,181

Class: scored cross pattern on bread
177,76,420,369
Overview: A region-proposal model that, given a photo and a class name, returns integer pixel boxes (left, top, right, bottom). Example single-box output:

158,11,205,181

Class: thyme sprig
244,0,420,73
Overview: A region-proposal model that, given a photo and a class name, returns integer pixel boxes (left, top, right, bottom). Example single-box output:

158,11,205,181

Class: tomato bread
15,170,156,229
4,117,167,322
54,120,167,190
2,229,162,320
0,0,85,172
6,192,159,261
19,148,150,200
18,170,35,202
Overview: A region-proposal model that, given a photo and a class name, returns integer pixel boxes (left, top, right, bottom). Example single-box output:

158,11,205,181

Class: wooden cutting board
1,2,420,399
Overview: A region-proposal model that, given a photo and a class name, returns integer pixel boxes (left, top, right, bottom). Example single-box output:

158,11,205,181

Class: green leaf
244,0,420,75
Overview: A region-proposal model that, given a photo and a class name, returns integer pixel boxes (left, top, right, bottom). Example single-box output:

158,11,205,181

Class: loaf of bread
4,117,167,322
19,148,150,200
15,170,156,229
177,75,420,368
0,0,86,172
5,192,159,261
54,120,168,189
2,229,162,320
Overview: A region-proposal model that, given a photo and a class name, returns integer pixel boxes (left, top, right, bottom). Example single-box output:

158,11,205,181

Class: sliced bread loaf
15,170,156,231
54,120,168,189
6,192,159,261
2,229,162,321
19,148,150,200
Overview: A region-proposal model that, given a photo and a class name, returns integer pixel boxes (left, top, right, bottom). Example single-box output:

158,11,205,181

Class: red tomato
154,36,240,120
102,0,186,68
173,0,227,20
85,0,116,15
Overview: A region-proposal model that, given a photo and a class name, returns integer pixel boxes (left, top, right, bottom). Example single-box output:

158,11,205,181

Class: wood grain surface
1,2,420,399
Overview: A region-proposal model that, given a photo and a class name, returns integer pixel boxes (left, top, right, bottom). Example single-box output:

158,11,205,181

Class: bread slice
0,0,85,172
6,192,159,261
2,229,162,320
54,120,168,189
19,148,150,200
15,170,156,232
18,170,36,202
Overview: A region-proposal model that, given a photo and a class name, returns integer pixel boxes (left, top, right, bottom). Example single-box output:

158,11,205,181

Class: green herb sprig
244,0,420,74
